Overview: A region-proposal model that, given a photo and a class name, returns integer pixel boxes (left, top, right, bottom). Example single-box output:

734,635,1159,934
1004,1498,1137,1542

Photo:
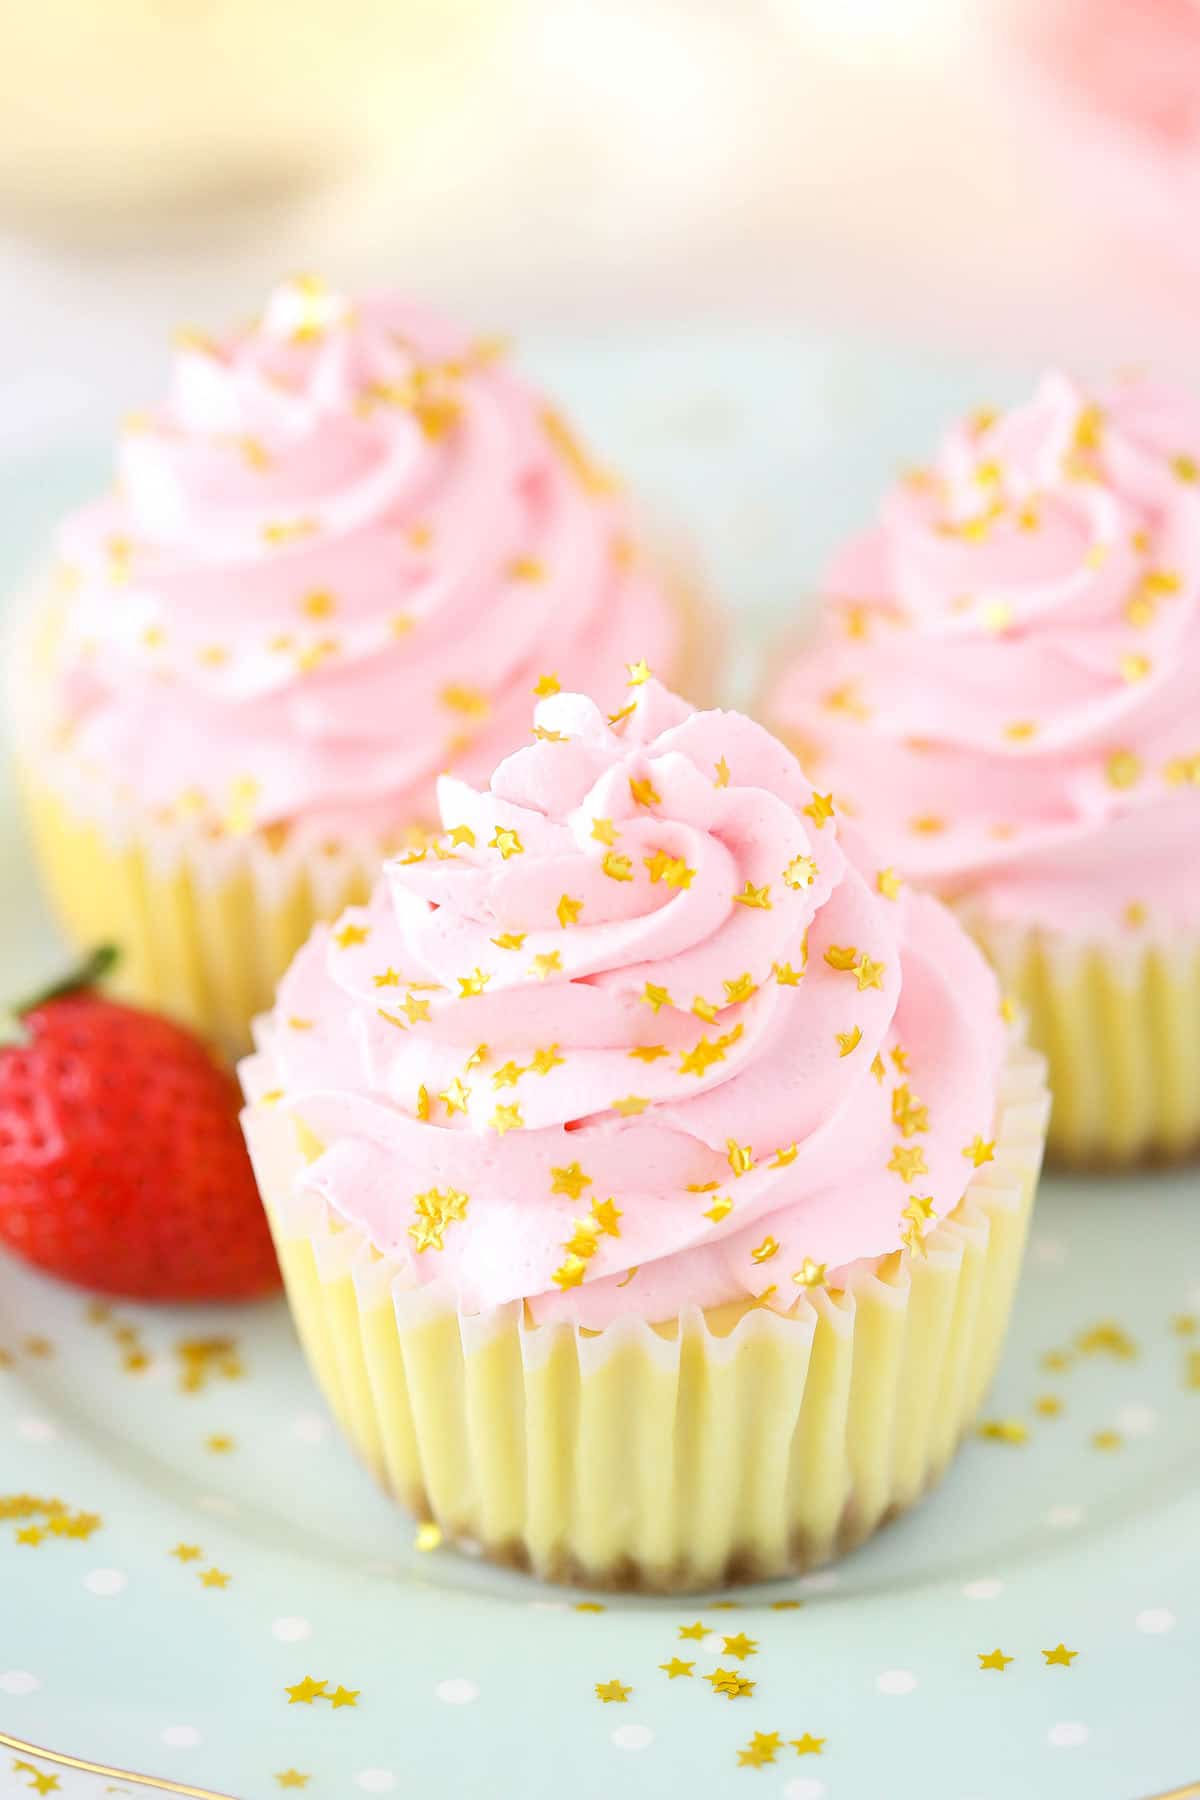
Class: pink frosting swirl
46,279,684,839
764,373,1200,937
257,681,1005,1326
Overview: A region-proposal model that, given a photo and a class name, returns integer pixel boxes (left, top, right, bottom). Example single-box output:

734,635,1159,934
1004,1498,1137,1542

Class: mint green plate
1,332,1198,1800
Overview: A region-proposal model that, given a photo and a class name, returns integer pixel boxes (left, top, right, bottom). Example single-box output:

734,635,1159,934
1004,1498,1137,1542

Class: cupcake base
241,1031,1048,1594
970,915,1200,1168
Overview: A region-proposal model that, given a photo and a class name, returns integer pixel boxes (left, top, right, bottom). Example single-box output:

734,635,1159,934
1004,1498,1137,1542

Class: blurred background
6,0,1200,455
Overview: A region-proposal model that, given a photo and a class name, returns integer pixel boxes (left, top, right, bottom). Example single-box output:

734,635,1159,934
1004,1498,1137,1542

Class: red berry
0,992,279,1302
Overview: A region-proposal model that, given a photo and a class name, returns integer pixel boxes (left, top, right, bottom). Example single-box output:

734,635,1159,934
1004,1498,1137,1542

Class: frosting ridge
258,681,1005,1325
763,371,1200,936
45,279,683,839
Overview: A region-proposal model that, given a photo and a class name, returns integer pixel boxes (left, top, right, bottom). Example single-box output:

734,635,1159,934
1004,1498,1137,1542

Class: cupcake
240,677,1048,1592
9,279,712,1054
762,373,1200,1167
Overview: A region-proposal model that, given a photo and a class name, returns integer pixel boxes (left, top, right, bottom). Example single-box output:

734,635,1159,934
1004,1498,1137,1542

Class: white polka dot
355,1772,397,1793
292,1413,329,1445
702,1632,725,1654
782,1780,826,1800
1135,1608,1176,1635
962,1579,1003,1601
1031,1236,1067,1267
161,1726,200,1748
196,1494,238,1517
83,1568,127,1597
796,1570,840,1594
1048,1721,1089,1748
0,1672,40,1696
1046,1504,1085,1529
876,1669,918,1695
612,1724,654,1750
435,1678,479,1705
271,1617,312,1643
16,1417,57,1443
1115,1404,1158,1437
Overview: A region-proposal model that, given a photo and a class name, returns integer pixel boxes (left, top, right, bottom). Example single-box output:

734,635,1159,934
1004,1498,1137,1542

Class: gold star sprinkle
1120,653,1152,683
627,658,652,686
530,951,562,980
373,968,401,989
447,824,476,848
722,973,756,1007
910,814,946,834
275,1774,310,1789
15,1526,44,1546
199,1567,231,1588
803,792,835,829
629,1043,669,1063
490,825,524,859
508,555,543,581
491,932,526,952
171,1544,203,1562
328,1685,359,1709
642,982,672,1012
678,1620,708,1640
408,1187,470,1254
416,1085,431,1121
784,854,817,890
714,756,731,788
733,882,771,910
892,1086,929,1135
853,954,886,992
551,1162,592,1200
774,961,803,986
963,1135,996,1166
978,1419,1028,1444
660,1657,694,1678
438,1078,471,1117
629,774,660,807
300,589,336,619
285,1678,327,1705
824,945,857,973
792,1259,827,1289
1043,1644,1078,1666
205,1434,234,1454
876,867,903,900
552,1256,586,1290
333,922,369,950
750,1237,779,1265
722,1633,757,1659
595,1679,632,1703
1091,1429,1122,1451
590,1198,622,1237
978,1649,1013,1672
529,1044,565,1075
1076,1321,1138,1358
835,1027,862,1057
1172,452,1198,481
491,1104,523,1136
603,850,634,881
706,1668,755,1699
1105,750,1142,790
591,816,618,846
491,1061,524,1090
1035,1396,1063,1417
533,672,560,698
557,894,583,927
727,1139,755,1177
738,1735,781,1769
791,1734,826,1755
414,1521,443,1552
458,969,491,998
611,1094,650,1116
887,1144,928,1183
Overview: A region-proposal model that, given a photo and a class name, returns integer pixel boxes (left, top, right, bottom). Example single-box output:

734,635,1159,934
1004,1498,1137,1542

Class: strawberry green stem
12,944,119,1018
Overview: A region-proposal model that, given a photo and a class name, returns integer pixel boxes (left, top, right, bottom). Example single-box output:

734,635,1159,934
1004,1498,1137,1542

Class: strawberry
0,948,279,1301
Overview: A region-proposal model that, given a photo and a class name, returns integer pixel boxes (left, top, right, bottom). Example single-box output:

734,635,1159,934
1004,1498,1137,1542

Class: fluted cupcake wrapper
15,765,385,1058
967,913,1200,1168
240,1030,1048,1594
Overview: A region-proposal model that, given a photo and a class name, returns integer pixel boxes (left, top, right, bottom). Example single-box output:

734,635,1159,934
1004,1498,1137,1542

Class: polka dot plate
1,331,1198,1800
